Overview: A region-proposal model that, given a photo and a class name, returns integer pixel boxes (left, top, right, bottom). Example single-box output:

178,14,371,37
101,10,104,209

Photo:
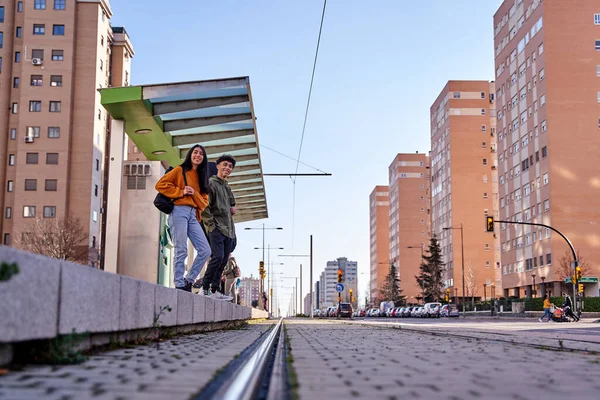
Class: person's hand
230,206,237,215
184,186,195,195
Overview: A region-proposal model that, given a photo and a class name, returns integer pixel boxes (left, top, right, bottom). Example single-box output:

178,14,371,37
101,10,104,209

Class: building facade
0,0,133,267
388,153,431,303
369,185,389,302
430,81,498,302
239,276,260,307
494,0,600,298
318,257,358,308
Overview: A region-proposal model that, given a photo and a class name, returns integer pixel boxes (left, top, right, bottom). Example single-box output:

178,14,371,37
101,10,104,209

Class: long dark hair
180,145,209,194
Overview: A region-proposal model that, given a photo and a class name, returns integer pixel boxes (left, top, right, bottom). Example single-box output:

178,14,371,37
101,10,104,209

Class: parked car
338,302,353,318
440,304,460,317
423,302,442,318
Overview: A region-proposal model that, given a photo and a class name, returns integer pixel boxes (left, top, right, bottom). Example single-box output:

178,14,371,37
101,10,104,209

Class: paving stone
0,246,61,342
119,277,155,331
154,285,177,327
59,262,121,334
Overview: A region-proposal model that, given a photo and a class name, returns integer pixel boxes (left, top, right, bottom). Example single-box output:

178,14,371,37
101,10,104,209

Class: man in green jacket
200,155,237,299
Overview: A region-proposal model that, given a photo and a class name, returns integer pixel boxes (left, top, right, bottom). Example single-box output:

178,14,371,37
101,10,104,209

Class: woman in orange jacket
155,145,211,291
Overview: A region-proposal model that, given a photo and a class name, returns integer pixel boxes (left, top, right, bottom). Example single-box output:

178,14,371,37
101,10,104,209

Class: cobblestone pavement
285,319,600,400
0,323,271,400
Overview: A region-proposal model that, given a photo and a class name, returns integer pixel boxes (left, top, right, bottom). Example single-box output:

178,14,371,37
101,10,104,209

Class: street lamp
443,223,465,318
279,235,313,318
254,246,283,312
245,224,283,309
483,283,487,304
540,276,546,298
531,273,536,298
407,244,425,304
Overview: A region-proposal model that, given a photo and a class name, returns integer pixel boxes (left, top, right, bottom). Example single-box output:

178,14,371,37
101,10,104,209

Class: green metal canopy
100,77,268,223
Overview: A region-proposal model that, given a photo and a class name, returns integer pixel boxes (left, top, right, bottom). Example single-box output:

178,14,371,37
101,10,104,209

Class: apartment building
388,153,431,303
318,257,358,308
493,0,600,298
239,276,261,307
430,81,498,302
0,0,132,267
369,185,389,302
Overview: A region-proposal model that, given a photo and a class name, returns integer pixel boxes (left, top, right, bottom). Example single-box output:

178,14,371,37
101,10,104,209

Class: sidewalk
285,319,600,400
0,323,271,400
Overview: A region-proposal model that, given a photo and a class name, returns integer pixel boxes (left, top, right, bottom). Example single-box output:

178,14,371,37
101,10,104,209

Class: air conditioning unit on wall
32,58,43,66
24,136,34,143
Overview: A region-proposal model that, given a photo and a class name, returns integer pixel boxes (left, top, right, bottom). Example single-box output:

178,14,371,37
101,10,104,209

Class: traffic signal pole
488,217,579,315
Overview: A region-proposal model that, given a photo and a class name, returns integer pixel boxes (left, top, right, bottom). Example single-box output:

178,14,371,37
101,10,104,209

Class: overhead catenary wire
290,0,327,254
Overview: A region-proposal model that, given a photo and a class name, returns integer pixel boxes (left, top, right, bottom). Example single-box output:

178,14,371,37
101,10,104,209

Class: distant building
318,257,358,308
239,276,261,307
369,186,390,303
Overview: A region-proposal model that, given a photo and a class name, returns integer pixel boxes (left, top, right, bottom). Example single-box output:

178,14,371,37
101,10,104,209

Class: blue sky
110,0,503,313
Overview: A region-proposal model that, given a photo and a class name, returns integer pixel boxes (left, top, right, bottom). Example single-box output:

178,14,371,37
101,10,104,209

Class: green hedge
517,297,600,312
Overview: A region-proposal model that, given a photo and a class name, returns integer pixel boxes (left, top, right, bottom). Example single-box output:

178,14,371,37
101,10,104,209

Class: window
481,108,486,115
453,92,460,98
8,154,15,166
485,243,490,251
31,75,43,86
49,101,61,112
45,179,57,191
24,179,37,191
539,68,545,80
538,42,544,55
27,126,40,138
10,128,16,140
540,94,546,106
3,234,9,246
46,153,59,164
546,253,552,265
50,75,62,87
481,92,485,99
96,159,100,171
99,60,103,70
54,0,66,10
5,207,11,219
52,50,64,61
482,141,487,148
596,41,600,51
7,181,13,192
0,6,3,23
544,199,550,211
481,125,487,132
542,146,547,158
34,0,46,9
30,49,43,62
29,101,41,112
33,24,45,35
26,153,38,164
14,52,20,62
543,172,549,185
93,210,98,222
23,206,36,218
48,127,60,138
16,27,22,38
43,206,56,218
17,2,23,13
52,25,65,36
94,185,99,197
541,120,547,132
13,77,19,88
597,65,600,77
0,57,2,72
482,158,487,166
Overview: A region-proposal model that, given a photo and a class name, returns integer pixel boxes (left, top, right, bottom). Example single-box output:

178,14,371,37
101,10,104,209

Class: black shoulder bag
154,167,188,214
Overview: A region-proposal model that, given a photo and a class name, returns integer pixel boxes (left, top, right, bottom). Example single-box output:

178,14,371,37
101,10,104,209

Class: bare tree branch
557,250,592,281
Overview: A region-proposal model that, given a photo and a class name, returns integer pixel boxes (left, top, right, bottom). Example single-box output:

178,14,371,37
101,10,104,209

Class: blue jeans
541,308,552,321
168,206,211,288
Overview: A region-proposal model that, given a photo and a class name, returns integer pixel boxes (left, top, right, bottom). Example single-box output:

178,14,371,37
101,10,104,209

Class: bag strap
172,166,189,202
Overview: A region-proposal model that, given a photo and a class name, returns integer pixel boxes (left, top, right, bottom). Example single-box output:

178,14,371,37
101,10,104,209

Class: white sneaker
538,318,543,322
209,292,233,301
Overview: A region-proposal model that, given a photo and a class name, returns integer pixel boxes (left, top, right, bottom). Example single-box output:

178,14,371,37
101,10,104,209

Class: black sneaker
176,281,192,292
192,280,203,289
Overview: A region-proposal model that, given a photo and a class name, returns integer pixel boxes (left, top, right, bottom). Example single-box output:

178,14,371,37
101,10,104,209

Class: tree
465,260,478,307
16,217,91,264
379,263,406,305
415,235,445,302
557,250,592,281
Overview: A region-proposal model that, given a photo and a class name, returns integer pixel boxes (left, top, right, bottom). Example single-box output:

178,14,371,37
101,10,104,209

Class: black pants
202,229,236,291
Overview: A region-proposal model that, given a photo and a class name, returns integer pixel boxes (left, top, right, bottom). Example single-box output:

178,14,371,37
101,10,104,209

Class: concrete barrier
0,245,269,364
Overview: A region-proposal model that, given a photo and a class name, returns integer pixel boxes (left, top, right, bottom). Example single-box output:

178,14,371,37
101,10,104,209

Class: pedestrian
222,255,240,303
155,145,211,292
200,154,238,299
539,294,553,322
562,292,579,321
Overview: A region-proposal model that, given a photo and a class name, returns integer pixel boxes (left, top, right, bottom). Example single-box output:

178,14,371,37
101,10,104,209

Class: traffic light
486,216,494,232
575,266,583,281
445,288,450,302
259,261,265,279
349,289,354,303
337,269,343,283
578,283,584,293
